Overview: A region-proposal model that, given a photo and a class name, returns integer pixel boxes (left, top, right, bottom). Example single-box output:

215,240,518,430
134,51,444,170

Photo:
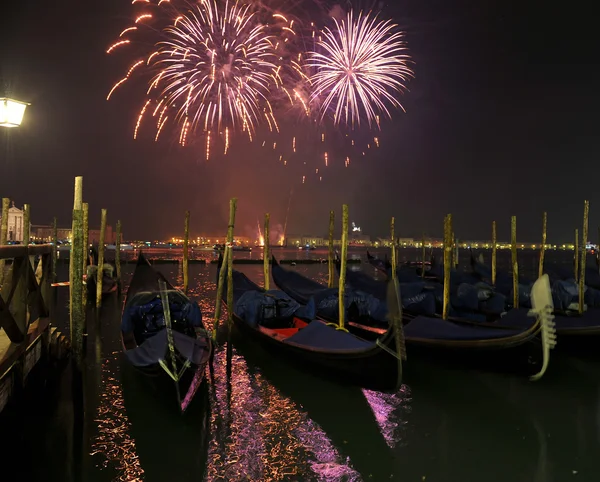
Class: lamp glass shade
0,98,29,127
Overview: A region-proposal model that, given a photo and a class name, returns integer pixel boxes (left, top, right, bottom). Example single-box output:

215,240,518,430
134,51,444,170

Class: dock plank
0,318,50,377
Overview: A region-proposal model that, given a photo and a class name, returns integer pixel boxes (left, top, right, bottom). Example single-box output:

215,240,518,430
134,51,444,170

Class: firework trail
106,0,301,151
107,1,414,180
307,10,413,128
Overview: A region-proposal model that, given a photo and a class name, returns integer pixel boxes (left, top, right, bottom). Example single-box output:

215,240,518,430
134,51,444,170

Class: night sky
1,0,598,242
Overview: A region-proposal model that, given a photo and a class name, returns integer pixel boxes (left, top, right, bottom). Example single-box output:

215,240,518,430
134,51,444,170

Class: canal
1,248,599,481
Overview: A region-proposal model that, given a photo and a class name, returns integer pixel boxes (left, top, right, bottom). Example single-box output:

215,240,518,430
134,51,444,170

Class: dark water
2,247,600,481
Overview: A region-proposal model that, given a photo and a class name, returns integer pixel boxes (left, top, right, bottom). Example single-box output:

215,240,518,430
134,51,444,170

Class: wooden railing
0,244,54,344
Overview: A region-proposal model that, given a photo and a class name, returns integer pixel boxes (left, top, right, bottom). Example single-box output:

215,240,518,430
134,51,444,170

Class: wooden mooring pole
23,204,30,247
212,198,237,341
82,203,89,308
82,203,89,274
511,216,519,309
337,205,349,331
225,198,238,373
183,211,190,294
579,201,590,314
0,198,9,286
263,213,270,290
226,199,237,329
539,212,547,278
70,176,85,364
442,214,452,319
328,210,335,288
96,209,107,308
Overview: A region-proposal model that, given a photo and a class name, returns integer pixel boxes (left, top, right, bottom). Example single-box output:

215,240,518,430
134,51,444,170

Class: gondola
120,252,213,412
346,256,521,325
469,251,600,340
367,250,436,281
273,256,550,376
217,255,403,392
85,246,119,300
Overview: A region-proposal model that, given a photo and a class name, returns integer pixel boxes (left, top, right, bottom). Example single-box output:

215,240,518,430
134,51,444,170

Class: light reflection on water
11,248,600,481
362,386,411,449
84,257,395,481
207,350,361,481
90,355,144,481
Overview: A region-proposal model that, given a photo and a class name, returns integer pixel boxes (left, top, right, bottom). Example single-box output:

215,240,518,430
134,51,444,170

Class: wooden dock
0,244,70,415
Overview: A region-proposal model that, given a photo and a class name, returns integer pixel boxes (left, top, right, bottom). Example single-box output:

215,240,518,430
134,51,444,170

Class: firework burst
107,0,300,151
307,10,413,128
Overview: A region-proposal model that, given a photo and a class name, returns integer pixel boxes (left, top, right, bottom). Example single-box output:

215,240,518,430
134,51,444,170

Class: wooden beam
0,295,24,343
0,244,53,260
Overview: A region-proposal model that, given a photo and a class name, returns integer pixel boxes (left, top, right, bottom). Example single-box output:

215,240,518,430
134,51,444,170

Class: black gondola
217,256,403,392
86,246,119,299
272,256,548,376
470,251,600,339
367,250,437,281
120,252,213,412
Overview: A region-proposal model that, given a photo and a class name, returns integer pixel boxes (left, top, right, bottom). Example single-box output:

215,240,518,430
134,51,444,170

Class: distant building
347,222,371,245
285,235,303,246
31,224,117,244
189,235,252,246
31,225,71,242
302,236,325,246
0,202,29,242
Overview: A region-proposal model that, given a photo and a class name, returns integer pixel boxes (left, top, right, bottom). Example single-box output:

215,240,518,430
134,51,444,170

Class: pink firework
307,10,414,128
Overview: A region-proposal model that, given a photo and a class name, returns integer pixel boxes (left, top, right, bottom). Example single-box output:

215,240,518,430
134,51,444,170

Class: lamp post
0,97,30,127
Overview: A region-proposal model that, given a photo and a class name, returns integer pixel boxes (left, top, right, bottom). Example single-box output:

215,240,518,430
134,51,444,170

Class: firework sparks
107,0,300,155
307,10,413,127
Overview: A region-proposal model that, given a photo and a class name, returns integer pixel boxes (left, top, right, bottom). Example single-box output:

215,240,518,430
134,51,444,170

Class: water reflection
362,387,411,449
8,254,600,481
90,355,144,481
207,349,361,481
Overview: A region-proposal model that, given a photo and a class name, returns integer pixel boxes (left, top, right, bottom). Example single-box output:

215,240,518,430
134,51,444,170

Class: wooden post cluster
579,200,590,314
263,213,270,290
212,198,237,340
337,205,349,331
539,212,547,278
0,198,9,286
491,221,497,286
70,176,85,365
328,210,335,288
511,216,519,309
96,208,107,308
442,214,452,320
183,211,190,294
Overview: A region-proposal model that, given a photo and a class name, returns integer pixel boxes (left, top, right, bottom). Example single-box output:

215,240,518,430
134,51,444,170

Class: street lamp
0,98,30,127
